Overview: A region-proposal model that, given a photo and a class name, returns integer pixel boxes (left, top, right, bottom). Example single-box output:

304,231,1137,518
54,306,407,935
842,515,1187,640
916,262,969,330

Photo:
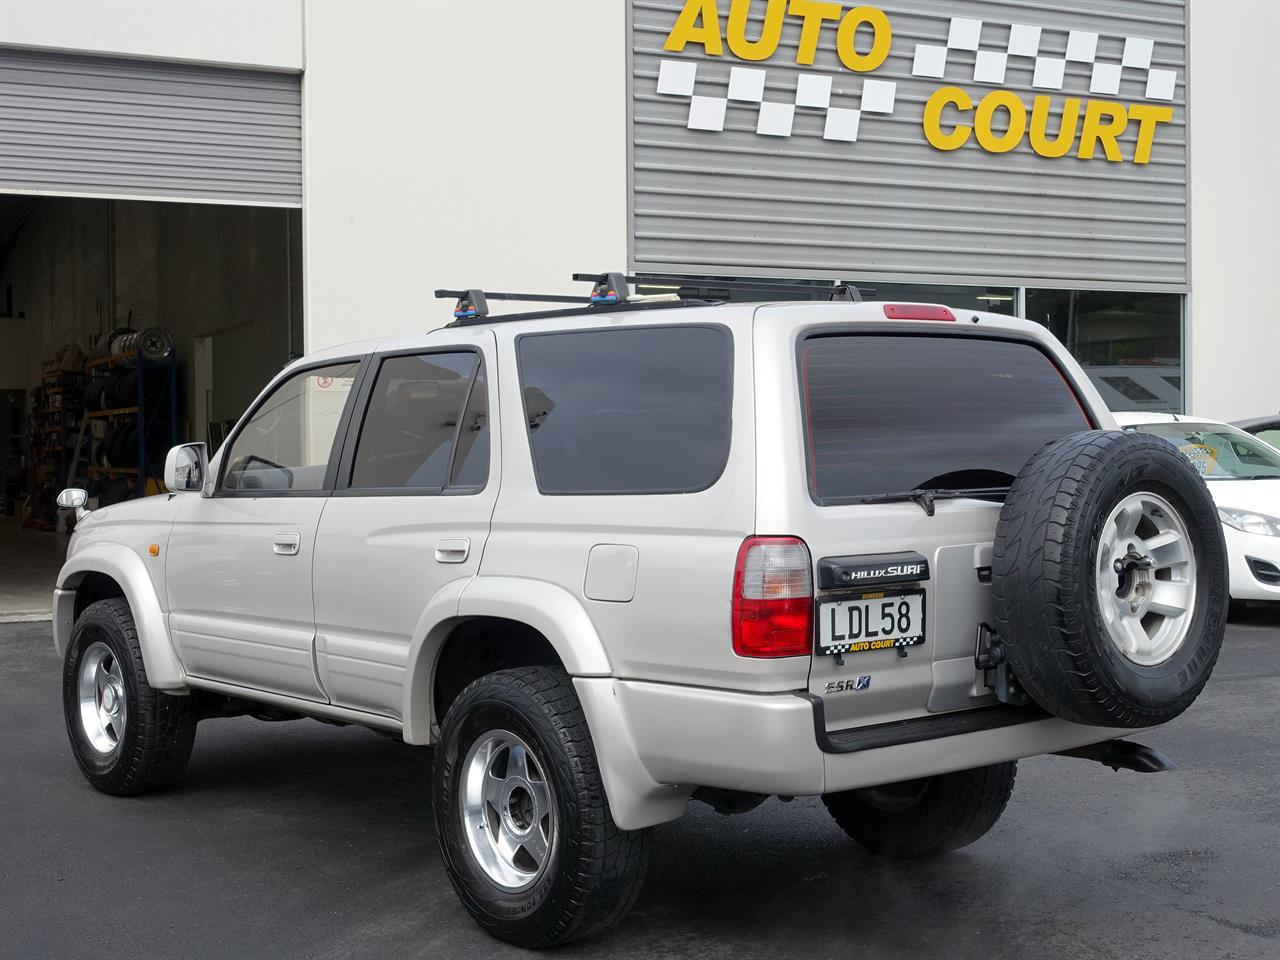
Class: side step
797,694,1046,755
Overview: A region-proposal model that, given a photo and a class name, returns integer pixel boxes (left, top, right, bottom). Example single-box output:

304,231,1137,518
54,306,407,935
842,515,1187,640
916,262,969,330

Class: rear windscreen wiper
859,486,1010,517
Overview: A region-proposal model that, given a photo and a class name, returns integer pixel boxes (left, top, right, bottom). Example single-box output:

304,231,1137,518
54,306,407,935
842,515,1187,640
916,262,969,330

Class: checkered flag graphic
656,59,895,143
911,17,1177,100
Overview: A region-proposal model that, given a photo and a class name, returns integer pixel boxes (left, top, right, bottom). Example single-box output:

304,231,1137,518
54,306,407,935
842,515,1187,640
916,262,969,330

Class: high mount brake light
732,536,814,658
882,303,957,321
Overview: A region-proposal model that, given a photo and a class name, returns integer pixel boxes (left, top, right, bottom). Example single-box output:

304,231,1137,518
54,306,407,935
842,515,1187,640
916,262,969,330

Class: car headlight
1218,507,1280,536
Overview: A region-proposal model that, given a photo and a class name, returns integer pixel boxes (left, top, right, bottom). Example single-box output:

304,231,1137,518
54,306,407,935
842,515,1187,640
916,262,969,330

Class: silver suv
53,277,1227,947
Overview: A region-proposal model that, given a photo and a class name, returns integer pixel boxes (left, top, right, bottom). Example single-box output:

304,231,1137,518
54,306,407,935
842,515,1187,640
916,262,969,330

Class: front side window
800,334,1091,504
349,352,488,490
222,361,360,492
517,326,733,495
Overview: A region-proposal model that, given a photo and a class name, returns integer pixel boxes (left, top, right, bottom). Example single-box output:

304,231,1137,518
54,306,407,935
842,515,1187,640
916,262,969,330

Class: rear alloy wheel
824,763,1017,859
432,667,650,948
63,598,197,795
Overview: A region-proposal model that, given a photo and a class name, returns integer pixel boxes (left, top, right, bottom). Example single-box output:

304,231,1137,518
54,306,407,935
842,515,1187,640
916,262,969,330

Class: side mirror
165,443,209,494
57,488,90,521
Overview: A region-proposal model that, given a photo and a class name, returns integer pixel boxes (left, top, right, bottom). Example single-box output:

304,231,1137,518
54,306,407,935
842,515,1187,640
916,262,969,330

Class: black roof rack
627,275,862,302
435,272,860,326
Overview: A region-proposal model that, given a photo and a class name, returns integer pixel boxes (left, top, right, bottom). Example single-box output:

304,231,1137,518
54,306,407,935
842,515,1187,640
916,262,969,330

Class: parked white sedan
1116,412,1280,602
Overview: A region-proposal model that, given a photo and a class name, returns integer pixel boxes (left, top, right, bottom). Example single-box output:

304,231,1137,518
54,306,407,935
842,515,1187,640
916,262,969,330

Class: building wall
1186,0,1280,421
0,0,302,70
0,317,28,389
300,0,628,351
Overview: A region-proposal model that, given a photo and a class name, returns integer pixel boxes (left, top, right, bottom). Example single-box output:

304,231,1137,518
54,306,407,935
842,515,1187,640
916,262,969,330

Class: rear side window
800,335,1091,504
518,326,732,494
349,352,488,490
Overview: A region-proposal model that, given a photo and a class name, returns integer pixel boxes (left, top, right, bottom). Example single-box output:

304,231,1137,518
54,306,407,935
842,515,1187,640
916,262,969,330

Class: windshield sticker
1179,443,1218,476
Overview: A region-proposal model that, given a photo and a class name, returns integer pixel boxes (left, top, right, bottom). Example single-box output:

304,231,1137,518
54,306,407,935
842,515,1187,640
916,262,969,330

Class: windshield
798,334,1093,504
1125,422,1280,480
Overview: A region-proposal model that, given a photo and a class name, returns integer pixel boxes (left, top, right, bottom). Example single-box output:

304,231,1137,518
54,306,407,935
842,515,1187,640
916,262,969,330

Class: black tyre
823,763,1016,859
62,598,197,795
993,430,1226,728
432,666,649,948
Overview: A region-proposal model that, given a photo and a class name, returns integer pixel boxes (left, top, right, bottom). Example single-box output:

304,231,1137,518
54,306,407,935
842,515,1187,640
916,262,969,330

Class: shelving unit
81,348,178,496
30,362,85,492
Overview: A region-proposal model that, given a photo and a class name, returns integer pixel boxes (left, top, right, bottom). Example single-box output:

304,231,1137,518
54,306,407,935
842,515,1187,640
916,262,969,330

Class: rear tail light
732,536,814,658
882,303,956,321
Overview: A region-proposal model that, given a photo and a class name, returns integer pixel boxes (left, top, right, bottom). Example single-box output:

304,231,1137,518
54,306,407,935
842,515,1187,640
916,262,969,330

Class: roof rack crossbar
627,274,862,302
435,287,598,321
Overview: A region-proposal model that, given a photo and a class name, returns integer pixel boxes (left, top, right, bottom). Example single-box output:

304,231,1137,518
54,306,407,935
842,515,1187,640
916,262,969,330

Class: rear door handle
435,538,470,564
273,532,301,556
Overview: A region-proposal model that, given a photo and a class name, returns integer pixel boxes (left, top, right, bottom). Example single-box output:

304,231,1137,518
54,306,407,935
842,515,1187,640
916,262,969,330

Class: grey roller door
630,0,1188,290
0,47,300,207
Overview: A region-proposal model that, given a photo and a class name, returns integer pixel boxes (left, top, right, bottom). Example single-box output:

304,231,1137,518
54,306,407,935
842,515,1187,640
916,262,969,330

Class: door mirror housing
165,443,209,494
57,487,90,520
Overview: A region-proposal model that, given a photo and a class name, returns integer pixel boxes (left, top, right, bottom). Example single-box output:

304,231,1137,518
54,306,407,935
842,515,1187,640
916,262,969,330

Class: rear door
310,330,497,719
759,323,1095,732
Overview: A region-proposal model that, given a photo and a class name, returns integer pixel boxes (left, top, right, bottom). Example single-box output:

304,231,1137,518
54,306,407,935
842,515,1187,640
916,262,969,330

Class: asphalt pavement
2,616,1277,960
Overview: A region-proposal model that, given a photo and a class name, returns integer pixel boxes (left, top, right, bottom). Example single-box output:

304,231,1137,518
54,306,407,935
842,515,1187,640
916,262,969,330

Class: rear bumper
614,679,1132,797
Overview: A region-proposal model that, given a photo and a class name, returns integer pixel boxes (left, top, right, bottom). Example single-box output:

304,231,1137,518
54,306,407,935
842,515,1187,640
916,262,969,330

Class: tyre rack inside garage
81,347,178,498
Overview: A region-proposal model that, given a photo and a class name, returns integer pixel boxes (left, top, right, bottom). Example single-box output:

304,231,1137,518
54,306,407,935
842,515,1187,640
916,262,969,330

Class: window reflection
1026,290,1182,413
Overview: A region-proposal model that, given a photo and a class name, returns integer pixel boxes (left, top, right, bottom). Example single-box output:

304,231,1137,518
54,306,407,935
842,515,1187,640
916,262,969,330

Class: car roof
1231,414,1280,430
284,301,1068,378
1112,411,1231,428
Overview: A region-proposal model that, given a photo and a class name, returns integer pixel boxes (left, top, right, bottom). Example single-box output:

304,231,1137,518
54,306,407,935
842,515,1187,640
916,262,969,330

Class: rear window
800,334,1091,504
517,325,732,494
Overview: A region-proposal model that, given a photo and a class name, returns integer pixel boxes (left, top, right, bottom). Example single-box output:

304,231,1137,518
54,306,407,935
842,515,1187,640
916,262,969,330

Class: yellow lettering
1028,95,1081,159
788,0,841,65
975,90,1026,153
1078,101,1128,161
836,6,891,72
1128,103,1174,164
663,0,724,56
923,86,973,151
726,0,787,61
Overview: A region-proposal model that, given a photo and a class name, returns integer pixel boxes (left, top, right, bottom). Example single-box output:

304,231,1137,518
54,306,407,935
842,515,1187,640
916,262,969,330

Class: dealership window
855,282,1017,317
1025,290,1183,413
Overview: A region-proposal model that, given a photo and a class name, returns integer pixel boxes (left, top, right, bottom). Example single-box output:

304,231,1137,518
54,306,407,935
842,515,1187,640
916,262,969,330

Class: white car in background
1115,412,1280,603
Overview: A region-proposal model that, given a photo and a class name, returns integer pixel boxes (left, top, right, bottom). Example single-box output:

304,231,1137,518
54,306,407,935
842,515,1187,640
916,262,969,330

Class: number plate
816,589,926,656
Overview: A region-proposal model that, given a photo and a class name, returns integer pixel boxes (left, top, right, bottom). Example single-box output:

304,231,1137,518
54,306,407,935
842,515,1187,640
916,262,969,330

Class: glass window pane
1025,290,1183,413
1123,421,1280,480
518,326,732,494
222,361,359,492
800,335,1091,502
450,361,489,487
350,353,479,490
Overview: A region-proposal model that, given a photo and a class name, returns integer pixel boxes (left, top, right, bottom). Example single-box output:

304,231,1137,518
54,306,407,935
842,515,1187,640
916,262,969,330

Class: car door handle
273,533,301,556
435,538,470,564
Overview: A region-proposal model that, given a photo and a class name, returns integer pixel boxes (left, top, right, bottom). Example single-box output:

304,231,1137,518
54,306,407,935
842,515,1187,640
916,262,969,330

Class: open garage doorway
0,194,302,617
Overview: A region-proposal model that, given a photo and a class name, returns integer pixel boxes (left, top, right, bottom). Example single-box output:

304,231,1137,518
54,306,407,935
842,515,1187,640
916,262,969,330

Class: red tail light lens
732,536,814,658
882,303,956,321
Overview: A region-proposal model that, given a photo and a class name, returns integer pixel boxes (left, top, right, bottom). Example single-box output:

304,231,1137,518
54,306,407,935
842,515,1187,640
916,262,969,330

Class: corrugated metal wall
630,0,1188,289
0,48,301,207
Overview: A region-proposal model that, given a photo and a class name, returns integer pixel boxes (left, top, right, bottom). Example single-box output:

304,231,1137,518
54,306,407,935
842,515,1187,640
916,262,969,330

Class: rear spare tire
992,430,1226,728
